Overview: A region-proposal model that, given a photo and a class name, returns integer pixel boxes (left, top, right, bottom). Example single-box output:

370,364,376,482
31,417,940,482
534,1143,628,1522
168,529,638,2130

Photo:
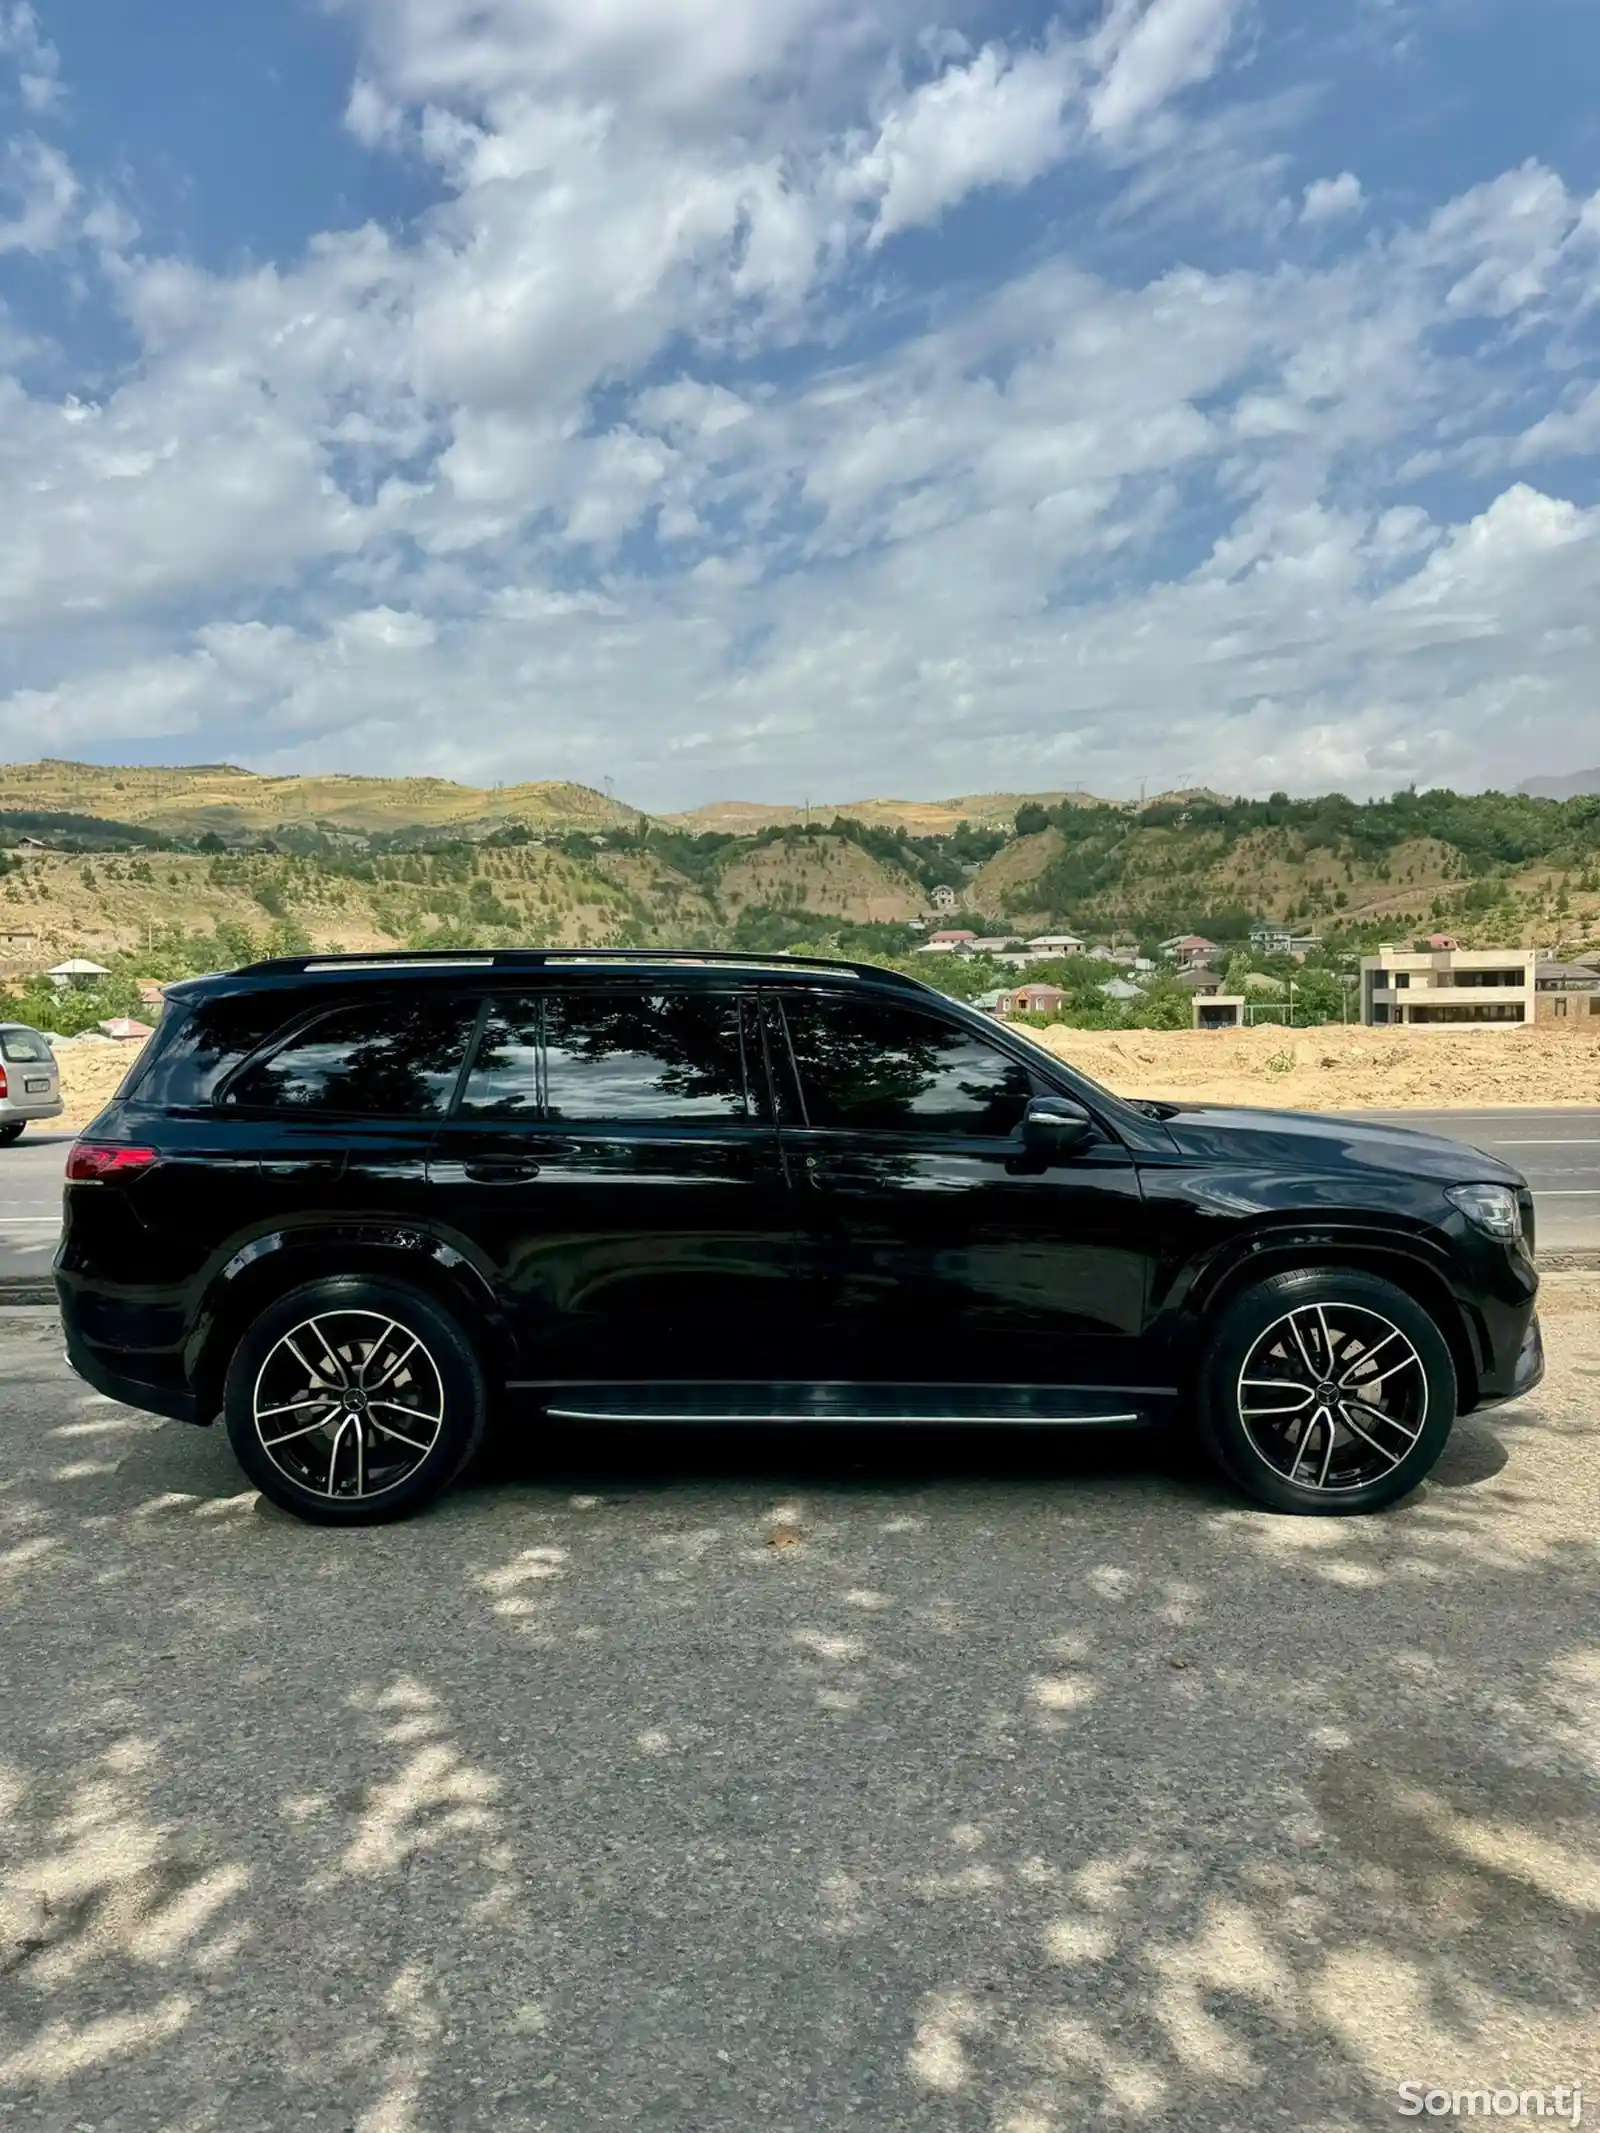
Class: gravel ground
0,1293,1596,2133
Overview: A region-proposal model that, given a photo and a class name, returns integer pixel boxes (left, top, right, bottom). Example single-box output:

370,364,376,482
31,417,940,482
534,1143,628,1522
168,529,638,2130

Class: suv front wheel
222,1276,488,1525
1198,1268,1457,1514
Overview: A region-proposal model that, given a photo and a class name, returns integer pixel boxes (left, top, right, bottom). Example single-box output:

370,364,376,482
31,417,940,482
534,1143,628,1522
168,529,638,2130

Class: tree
1128,981,1193,1031
1289,968,1347,1025
1014,804,1050,838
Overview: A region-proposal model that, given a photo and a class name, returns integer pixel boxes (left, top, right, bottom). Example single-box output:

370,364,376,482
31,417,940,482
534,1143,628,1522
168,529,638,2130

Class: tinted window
781,994,1034,1135
0,1028,52,1064
460,991,752,1123
125,993,297,1109
227,997,478,1117
548,993,749,1122
458,998,541,1120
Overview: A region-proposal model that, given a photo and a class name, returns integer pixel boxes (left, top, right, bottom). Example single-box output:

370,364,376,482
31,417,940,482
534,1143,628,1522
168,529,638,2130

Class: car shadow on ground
460,1408,1519,1511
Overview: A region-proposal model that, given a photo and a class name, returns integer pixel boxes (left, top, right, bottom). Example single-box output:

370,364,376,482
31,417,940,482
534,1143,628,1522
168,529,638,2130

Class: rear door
130,990,481,1263
769,988,1150,1389
426,985,800,1385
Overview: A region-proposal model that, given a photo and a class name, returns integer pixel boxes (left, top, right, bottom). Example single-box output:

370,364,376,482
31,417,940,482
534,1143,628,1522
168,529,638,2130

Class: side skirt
509,1382,1171,1427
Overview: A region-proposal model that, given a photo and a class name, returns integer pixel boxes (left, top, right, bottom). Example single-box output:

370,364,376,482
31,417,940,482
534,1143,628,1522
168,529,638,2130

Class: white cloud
1516,383,1600,465
0,2,61,112
1,8,1598,802
854,42,1077,245
343,0,854,121
1301,171,1363,226
1421,160,1594,318
0,135,77,254
1089,0,1245,142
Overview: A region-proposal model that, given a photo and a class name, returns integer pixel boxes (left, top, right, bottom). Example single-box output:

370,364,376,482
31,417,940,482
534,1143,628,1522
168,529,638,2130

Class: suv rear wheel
0,1122,25,1146
1198,1268,1457,1514
222,1276,488,1526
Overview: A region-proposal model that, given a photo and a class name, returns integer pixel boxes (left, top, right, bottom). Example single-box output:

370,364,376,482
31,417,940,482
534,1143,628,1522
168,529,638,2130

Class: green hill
3,769,1599,999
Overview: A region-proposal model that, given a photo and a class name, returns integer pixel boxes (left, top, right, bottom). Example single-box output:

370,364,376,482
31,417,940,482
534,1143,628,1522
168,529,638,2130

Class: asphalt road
4,1111,1599,1284
0,1130,72,1283
1,1289,1595,2130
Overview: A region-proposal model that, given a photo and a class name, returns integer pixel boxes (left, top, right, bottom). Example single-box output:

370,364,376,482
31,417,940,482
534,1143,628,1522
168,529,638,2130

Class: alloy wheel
251,1310,446,1501
1236,1301,1428,1494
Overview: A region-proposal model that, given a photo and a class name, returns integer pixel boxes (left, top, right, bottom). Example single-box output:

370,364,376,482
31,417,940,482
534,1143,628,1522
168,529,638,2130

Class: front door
768,989,1150,1390
427,985,799,1385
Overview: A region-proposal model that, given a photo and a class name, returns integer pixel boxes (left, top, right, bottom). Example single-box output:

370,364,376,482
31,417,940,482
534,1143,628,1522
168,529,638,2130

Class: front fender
1142,1204,1490,1408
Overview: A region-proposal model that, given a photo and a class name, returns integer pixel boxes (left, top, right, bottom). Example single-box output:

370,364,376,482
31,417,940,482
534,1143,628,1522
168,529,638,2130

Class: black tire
223,1276,488,1526
0,1122,25,1146
1197,1268,1456,1515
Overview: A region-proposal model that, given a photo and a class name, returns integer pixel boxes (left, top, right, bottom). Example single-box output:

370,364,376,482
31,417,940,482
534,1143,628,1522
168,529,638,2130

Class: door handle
462,1159,541,1184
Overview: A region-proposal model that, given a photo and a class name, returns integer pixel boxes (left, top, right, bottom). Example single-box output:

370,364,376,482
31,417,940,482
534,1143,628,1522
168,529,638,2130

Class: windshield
0,1028,52,1064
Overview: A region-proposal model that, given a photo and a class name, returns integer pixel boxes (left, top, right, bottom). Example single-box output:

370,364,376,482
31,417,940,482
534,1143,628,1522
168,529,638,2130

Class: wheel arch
1181,1235,1481,1411
186,1226,514,1425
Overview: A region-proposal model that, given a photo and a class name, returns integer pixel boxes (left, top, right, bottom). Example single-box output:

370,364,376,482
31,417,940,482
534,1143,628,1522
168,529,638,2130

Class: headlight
1446,1182,1522,1241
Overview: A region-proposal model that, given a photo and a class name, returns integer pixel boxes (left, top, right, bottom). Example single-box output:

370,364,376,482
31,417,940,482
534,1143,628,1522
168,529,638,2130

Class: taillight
66,1144,159,1183
0,1066,7,1099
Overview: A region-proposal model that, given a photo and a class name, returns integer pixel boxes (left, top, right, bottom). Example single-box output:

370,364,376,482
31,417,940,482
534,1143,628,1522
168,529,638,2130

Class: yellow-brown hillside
665,790,1100,836
713,839,926,921
0,760,633,837
966,828,1064,919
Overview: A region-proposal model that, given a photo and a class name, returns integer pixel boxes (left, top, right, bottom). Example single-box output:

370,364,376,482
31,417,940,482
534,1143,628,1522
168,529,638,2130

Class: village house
1009,984,1067,1016
1361,945,1542,1027
1533,958,1600,1022
1249,924,1323,959
1161,934,1220,970
47,958,112,990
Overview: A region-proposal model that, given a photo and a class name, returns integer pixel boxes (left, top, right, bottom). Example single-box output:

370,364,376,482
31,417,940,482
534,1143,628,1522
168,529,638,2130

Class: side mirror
1022,1095,1096,1161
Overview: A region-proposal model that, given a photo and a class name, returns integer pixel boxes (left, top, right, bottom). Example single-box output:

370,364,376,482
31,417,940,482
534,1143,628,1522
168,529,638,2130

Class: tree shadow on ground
0,1308,1595,2132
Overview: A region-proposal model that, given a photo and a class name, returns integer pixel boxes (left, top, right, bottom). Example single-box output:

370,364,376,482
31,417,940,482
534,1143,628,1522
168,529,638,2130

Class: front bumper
1471,1308,1544,1412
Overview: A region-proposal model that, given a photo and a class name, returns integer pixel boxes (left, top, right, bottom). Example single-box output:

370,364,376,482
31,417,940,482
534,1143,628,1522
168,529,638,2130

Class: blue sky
1,0,1598,807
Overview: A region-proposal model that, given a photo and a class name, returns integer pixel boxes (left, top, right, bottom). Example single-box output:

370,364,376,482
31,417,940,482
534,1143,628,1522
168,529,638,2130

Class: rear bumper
0,1094,63,1122
57,1274,204,1426
62,1323,202,1424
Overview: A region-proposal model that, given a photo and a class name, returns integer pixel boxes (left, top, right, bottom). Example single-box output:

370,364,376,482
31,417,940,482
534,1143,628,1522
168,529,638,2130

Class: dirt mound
52,1038,145,1131
1027,1022,1600,1110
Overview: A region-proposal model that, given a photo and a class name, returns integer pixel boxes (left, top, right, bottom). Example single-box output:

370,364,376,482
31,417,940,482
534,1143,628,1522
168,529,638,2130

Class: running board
532,1384,1156,1428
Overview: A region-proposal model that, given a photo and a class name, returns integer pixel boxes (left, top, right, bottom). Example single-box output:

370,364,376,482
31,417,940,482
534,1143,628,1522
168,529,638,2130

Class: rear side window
780,993,1035,1135
226,997,479,1117
0,1029,52,1064
124,993,297,1109
459,991,754,1123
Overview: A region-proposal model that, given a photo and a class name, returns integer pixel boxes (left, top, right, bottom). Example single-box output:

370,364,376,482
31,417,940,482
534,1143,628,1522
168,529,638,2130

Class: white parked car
0,1024,63,1143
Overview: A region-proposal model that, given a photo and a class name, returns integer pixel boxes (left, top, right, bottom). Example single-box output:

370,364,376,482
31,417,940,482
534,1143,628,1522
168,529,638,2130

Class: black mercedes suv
55,949,1543,1525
